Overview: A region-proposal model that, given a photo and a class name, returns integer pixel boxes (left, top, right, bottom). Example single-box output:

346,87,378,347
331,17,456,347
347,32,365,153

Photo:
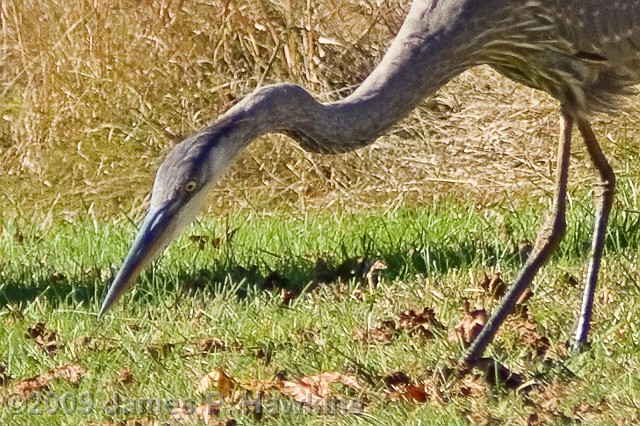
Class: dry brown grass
2,0,640,222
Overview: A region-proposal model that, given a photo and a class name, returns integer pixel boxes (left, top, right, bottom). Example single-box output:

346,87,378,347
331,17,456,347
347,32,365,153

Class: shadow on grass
3,206,640,310
0,238,514,310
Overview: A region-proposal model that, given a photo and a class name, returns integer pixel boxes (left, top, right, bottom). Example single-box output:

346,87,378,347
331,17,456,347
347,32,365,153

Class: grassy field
3,0,640,424
2,198,640,424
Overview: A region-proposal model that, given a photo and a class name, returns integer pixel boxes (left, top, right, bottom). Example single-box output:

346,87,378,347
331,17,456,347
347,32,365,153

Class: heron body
100,0,640,363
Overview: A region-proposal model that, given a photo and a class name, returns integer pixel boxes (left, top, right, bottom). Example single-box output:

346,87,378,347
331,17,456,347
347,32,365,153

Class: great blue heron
99,0,640,363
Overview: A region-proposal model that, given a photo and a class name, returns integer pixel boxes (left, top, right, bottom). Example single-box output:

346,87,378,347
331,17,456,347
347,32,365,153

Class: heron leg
573,117,615,348
464,109,574,363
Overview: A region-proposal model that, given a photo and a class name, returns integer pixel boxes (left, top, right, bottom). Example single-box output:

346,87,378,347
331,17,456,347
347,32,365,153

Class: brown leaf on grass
355,306,442,344
516,287,534,309
350,288,365,301
195,337,226,353
387,383,429,403
52,364,84,384
384,373,443,405
398,307,445,338
12,364,85,396
12,377,46,396
451,301,487,346
26,322,63,355
278,372,363,405
117,368,134,385
480,272,506,298
197,369,236,397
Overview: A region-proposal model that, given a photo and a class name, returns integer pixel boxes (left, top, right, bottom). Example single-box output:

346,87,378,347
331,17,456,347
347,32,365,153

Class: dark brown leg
465,108,573,363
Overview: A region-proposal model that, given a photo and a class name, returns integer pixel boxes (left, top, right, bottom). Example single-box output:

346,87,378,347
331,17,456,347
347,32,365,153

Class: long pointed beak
99,206,178,317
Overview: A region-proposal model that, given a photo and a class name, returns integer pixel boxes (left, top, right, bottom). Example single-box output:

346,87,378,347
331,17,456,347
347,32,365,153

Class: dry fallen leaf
452,301,487,346
117,368,134,385
25,322,63,355
384,373,443,405
480,272,506,298
278,372,362,405
355,306,442,344
195,337,226,353
516,287,534,310
52,364,85,384
12,364,85,396
397,307,444,338
386,383,430,403
198,369,236,397
12,377,47,396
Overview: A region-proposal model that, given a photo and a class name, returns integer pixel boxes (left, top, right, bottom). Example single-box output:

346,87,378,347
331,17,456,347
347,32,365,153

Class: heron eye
185,181,197,192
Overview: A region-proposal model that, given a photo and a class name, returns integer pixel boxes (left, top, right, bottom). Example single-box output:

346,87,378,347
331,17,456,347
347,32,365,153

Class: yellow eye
185,181,197,192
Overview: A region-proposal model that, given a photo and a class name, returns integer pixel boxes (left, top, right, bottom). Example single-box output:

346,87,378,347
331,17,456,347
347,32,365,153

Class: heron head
99,124,242,316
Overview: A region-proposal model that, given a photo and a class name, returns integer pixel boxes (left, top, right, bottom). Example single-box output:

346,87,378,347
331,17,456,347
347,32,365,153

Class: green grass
2,190,640,425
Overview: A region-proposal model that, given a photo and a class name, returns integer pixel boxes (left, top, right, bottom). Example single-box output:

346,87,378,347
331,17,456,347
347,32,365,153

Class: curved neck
212,0,501,154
